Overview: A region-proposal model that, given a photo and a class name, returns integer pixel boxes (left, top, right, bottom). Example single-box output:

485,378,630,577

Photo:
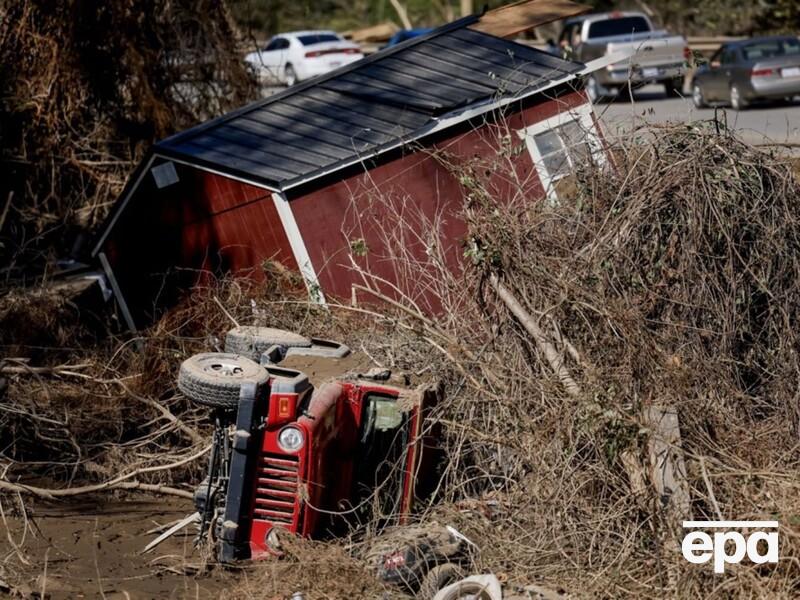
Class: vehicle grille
253,453,300,525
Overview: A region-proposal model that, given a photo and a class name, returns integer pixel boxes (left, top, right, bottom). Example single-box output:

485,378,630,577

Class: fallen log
488,274,581,398
0,445,209,500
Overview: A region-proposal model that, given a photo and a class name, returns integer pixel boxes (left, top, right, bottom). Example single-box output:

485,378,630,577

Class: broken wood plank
644,404,692,527
470,0,591,39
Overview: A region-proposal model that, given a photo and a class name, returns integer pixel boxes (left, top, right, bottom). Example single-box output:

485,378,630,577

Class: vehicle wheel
616,84,634,102
178,352,268,408
417,563,465,600
225,326,312,361
730,84,748,110
692,84,706,108
284,64,297,86
664,77,683,98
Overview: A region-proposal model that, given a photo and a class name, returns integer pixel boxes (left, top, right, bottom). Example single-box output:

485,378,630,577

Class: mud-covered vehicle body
560,11,690,101
177,327,440,562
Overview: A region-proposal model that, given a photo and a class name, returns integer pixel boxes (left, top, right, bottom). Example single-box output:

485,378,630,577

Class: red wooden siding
290,91,589,310
104,164,296,321
102,89,590,319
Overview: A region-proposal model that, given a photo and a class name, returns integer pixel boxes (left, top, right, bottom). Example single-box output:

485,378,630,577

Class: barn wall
103,163,296,322
289,90,589,311
101,89,590,320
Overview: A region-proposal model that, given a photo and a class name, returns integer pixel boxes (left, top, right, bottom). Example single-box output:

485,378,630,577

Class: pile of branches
326,122,800,598
0,269,344,497
0,0,256,282
2,118,800,599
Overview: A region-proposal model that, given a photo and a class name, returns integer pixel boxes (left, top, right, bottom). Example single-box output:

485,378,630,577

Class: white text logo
681,521,778,573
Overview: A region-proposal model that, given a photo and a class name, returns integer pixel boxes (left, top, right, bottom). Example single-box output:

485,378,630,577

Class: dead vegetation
0,0,256,282
263,119,800,598
2,116,800,598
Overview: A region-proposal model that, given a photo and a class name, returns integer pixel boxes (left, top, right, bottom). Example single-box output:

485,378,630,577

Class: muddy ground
1,352,378,599
2,496,238,599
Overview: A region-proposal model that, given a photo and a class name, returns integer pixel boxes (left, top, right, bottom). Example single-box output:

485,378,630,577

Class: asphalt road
598,86,800,146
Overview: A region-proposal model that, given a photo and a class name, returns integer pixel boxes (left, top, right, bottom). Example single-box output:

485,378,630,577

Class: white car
245,31,364,86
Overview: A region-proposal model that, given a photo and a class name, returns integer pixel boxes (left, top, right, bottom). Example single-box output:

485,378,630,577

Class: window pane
588,17,650,39
533,129,564,157
298,33,341,46
558,120,592,166
542,150,570,178
743,39,800,61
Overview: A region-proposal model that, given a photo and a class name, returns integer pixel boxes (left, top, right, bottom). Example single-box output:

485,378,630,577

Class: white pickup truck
559,11,690,102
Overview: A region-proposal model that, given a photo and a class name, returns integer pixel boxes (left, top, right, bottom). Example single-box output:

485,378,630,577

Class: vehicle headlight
266,527,282,552
278,426,305,452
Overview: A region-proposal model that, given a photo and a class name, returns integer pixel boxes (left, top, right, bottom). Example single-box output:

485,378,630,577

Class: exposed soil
2,496,241,599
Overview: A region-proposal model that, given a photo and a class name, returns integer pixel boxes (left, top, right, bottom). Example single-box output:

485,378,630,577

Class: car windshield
742,39,800,61
588,16,650,39
297,33,340,46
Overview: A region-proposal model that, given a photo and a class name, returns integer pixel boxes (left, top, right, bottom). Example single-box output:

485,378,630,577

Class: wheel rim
731,86,740,109
285,67,296,86
206,361,244,377
693,85,703,107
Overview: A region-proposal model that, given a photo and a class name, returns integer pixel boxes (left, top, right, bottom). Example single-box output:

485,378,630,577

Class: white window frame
517,103,605,203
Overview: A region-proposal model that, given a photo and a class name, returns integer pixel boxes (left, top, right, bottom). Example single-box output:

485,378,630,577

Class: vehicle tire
284,64,297,86
692,83,707,108
225,326,312,361
178,352,268,408
730,84,748,110
417,563,464,600
585,75,602,104
664,77,683,98
616,84,633,102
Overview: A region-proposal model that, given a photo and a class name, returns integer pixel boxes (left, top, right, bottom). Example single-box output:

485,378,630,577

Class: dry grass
276,120,800,598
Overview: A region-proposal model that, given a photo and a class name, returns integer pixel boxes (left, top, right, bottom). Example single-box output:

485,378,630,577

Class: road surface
598,86,800,146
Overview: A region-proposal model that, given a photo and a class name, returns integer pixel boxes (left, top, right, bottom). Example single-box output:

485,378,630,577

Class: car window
587,16,650,39
264,37,289,51
559,22,580,43
721,49,738,64
742,39,800,61
297,33,341,46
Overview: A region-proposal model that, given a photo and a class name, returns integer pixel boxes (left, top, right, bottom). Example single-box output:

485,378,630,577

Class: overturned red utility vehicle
177,327,439,561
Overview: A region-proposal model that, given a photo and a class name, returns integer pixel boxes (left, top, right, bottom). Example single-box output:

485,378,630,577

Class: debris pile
284,122,800,598
2,121,800,598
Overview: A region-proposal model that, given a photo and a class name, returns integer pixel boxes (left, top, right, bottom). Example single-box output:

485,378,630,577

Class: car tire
692,83,706,108
417,563,465,600
178,352,269,408
585,75,603,104
664,77,683,98
225,326,312,361
730,84,748,110
284,64,297,86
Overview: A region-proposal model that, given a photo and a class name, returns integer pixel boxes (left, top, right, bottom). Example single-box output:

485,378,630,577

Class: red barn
92,15,607,326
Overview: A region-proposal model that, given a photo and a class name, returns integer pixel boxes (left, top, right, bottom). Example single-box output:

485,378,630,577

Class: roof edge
91,151,156,257
281,68,588,192
157,14,481,151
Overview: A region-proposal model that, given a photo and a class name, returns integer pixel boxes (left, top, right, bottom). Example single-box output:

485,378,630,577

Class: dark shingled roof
155,16,584,191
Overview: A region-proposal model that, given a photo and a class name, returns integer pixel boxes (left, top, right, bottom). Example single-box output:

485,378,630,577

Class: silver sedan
691,36,800,110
